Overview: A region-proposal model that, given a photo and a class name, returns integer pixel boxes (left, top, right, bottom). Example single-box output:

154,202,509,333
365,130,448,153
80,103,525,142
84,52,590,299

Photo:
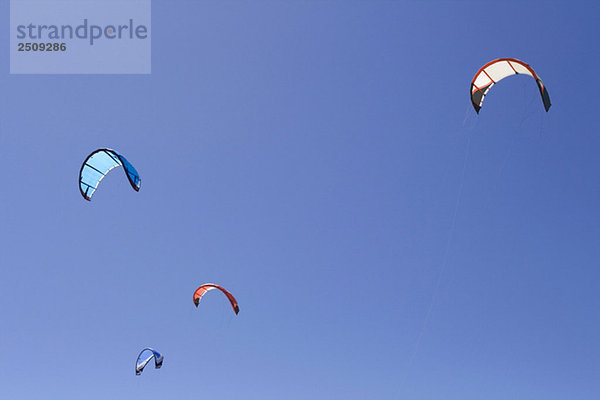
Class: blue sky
1,1,600,399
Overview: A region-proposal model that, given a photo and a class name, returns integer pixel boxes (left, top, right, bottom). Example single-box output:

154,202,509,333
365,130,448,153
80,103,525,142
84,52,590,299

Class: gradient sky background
1,1,600,399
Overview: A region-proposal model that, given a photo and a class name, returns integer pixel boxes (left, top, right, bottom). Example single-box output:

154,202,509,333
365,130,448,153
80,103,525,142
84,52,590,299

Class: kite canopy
79,148,141,200
470,58,551,113
135,348,163,376
193,283,239,315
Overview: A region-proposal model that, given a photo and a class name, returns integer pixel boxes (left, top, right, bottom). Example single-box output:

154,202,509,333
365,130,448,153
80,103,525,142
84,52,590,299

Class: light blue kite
79,148,141,200
135,348,163,376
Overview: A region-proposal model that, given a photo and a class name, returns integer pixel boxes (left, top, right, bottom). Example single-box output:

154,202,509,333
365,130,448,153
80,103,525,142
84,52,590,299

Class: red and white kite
471,58,551,113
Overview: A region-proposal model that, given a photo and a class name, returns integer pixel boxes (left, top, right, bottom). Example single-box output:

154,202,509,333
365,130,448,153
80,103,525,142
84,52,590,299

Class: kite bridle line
398,119,475,393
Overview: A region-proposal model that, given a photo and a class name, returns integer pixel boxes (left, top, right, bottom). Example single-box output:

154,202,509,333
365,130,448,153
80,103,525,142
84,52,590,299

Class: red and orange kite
193,283,239,315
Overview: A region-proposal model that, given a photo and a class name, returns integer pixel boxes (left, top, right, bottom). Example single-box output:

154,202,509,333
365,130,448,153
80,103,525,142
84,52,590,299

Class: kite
79,148,141,200
193,283,239,315
471,58,551,113
135,348,163,376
